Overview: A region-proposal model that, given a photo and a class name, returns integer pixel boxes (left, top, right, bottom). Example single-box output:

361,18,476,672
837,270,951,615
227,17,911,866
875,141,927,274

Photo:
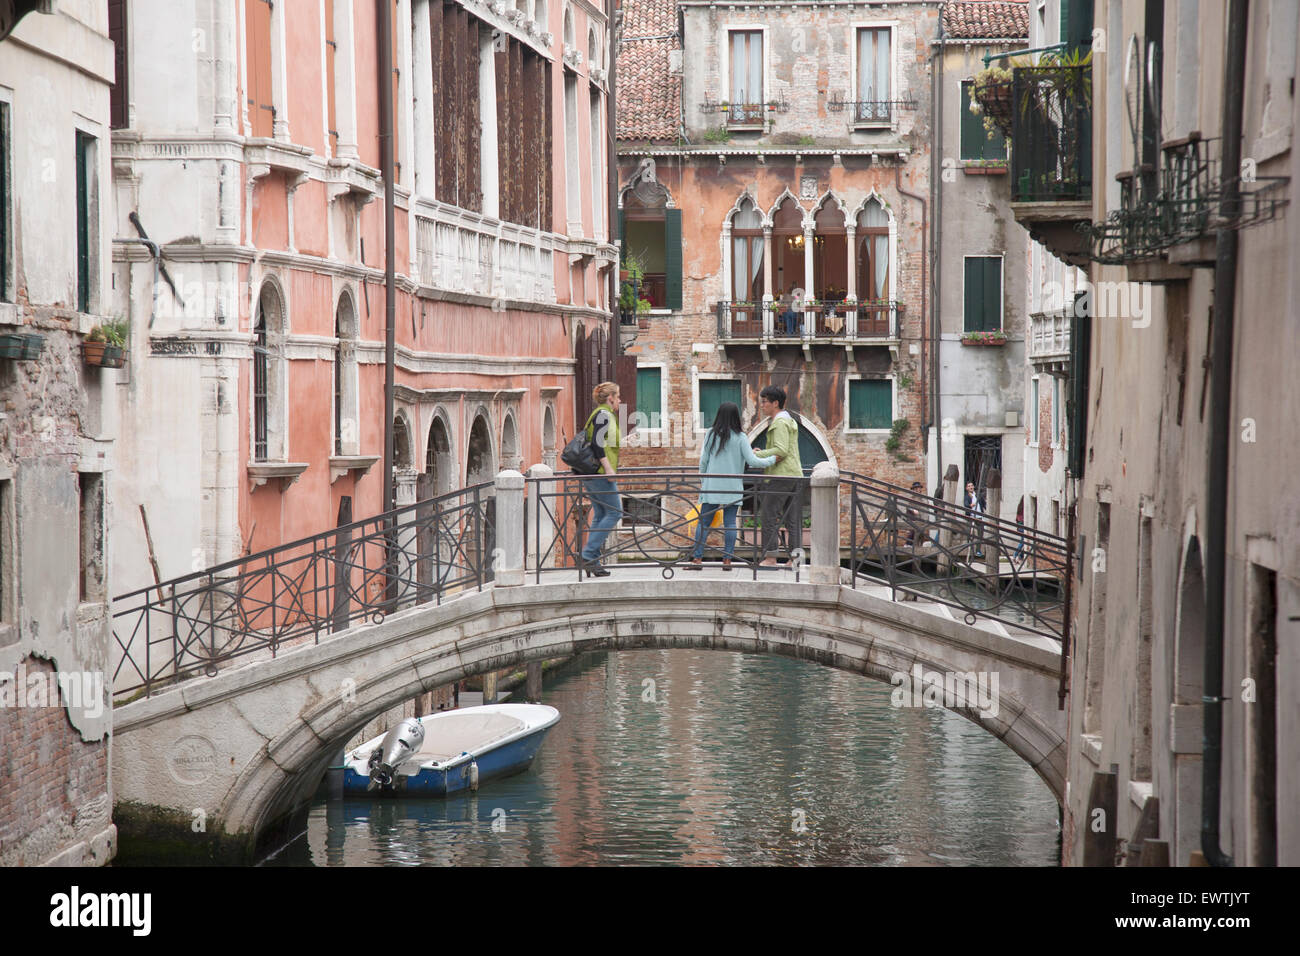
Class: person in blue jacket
684,402,776,570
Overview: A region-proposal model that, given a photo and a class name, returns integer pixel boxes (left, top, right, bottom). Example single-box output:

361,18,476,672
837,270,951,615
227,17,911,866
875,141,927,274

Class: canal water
268,649,1060,866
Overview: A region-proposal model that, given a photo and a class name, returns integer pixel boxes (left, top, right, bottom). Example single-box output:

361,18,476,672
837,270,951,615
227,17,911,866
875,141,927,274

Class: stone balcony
1028,309,1071,373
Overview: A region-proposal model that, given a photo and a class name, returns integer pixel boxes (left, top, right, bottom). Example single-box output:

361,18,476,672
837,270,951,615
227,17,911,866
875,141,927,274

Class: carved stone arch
541,402,558,469
419,405,457,499
768,188,809,230
619,157,675,209
332,286,360,456
466,406,497,486
563,4,574,47
813,190,850,219
500,409,522,472
250,275,289,462
721,187,762,228
853,189,898,223
392,407,416,472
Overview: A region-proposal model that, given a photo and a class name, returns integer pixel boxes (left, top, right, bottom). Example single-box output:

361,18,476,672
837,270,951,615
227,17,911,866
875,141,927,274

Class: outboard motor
367,718,426,790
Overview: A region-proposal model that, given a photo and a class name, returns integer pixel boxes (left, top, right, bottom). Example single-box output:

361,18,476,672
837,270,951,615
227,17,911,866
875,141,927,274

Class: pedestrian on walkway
1013,496,1026,562
685,402,776,570
755,385,804,566
965,480,986,559
579,382,622,578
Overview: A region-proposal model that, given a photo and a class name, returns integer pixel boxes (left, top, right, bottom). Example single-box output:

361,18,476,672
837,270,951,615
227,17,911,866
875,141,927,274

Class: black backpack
560,409,602,474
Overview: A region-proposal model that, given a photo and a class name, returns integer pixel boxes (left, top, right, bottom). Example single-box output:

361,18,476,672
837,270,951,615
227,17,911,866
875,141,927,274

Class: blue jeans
692,503,740,560
779,310,798,335
580,477,622,562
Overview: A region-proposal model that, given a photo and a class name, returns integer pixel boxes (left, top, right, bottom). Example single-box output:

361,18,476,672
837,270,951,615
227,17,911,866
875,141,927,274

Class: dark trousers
761,477,804,559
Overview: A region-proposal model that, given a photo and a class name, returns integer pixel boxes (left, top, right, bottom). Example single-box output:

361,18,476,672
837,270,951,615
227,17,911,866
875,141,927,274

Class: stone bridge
109,466,1069,862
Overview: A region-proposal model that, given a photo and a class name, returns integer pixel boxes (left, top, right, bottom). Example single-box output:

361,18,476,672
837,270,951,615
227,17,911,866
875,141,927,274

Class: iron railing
826,97,918,124
525,469,808,581
110,483,495,701
112,468,1069,702
1011,65,1092,203
843,471,1069,641
716,300,901,341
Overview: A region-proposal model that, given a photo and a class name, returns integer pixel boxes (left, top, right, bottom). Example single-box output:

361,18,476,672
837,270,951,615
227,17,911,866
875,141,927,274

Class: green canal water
267,649,1061,866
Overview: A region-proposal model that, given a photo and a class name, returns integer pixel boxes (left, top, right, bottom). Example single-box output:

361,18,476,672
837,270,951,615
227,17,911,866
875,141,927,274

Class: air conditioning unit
1005,410,1020,428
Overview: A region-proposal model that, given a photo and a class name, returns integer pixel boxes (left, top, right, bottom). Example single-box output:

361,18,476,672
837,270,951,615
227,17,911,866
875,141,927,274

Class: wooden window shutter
963,257,982,332
984,258,1002,331
664,208,682,311
325,0,337,154
109,0,128,130
246,0,274,138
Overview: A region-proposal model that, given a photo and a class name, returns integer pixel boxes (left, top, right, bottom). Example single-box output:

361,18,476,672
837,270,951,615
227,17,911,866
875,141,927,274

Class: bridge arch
113,580,1065,858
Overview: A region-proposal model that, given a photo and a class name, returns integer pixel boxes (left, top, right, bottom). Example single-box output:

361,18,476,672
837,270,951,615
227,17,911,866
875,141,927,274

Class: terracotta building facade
615,0,937,489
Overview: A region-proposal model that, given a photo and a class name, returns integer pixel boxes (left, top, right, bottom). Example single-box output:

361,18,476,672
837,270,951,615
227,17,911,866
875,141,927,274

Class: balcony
826,97,918,128
413,198,556,304
1028,310,1071,372
716,300,903,360
1080,134,1289,278
1009,64,1093,266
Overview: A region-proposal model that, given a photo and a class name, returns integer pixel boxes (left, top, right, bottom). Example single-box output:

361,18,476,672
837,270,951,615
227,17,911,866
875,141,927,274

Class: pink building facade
108,0,615,603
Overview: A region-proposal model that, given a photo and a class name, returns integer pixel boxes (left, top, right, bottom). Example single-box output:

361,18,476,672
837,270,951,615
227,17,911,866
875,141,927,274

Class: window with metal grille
963,435,1002,498
253,311,268,461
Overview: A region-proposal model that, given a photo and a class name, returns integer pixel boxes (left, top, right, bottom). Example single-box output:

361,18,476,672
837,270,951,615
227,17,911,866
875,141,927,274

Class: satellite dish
1124,34,1143,172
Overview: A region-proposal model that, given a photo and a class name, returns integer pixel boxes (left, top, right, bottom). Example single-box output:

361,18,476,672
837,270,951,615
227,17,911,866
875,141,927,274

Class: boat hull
339,704,558,798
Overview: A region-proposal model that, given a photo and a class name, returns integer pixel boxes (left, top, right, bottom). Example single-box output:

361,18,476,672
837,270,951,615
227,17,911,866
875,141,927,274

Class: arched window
856,199,890,301
563,6,574,47
501,413,521,471
813,199,847,303
393,414,413,471
771,197,805,297
467,414,495,485
730,197,764,303
588,26,599,67
542,404,557,470
534,0,547,33
333,292,358,456
251,282,285,462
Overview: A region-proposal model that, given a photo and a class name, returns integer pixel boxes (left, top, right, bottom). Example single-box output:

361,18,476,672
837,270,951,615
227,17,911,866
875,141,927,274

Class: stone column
762,226,773,298
845,225,857,337
802,223,815,303
937,463,960,570
494,468,525,586
809,461,840,585
525,463,557,571
269,0,290,141
983,468,1002,571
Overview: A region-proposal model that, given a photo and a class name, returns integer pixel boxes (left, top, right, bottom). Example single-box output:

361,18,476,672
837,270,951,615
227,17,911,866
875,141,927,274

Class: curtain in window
857,29,890,121
731,200,763,301
859,200,889,299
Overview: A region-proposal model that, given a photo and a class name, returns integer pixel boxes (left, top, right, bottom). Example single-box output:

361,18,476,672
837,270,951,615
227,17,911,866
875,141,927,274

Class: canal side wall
110,576,1065,862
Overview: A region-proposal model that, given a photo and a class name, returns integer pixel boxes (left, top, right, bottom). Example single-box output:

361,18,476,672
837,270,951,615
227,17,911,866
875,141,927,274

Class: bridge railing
841,471,1069,640
523,466,808,580
110,482,495,702
112,464,1069,702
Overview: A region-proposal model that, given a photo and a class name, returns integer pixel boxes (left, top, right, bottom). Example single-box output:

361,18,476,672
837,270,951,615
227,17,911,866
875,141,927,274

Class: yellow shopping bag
685,503,725,538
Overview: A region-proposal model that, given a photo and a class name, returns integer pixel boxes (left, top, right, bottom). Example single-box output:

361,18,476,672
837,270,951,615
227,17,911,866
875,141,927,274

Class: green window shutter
699,379,741,429
984,258,1002,331
664,208,682,311
963,257,983,332
76,132,91,314
960,82,980,160
850,380,892,429
617,208,625,259
1060,0,1071,45
636,367,662,422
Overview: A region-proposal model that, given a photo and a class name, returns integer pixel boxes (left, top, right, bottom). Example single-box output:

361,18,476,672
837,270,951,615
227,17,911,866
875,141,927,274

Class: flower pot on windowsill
961,333,1008,346
83,341,127,368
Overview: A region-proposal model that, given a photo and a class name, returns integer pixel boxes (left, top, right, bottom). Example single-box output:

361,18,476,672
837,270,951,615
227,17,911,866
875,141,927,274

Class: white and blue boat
340,703,560,797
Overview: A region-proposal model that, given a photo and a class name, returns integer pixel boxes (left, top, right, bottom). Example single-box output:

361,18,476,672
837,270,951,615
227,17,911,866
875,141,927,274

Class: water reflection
272,649,1060,866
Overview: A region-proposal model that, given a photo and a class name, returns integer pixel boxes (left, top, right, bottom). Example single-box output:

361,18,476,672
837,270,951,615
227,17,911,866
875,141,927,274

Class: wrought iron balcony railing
826,97,918,124
716,300,902,342
1081,135,1290,264
1010,65,1092,204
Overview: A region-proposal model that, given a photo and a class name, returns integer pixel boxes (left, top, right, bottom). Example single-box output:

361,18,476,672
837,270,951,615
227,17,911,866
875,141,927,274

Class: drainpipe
1201,0,1247,869
608,0,619,358
929,6,948,483
379,0,396,516
894,166,927,471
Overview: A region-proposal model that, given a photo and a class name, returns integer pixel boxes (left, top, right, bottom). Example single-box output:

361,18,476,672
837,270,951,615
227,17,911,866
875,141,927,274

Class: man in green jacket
756,385,804,566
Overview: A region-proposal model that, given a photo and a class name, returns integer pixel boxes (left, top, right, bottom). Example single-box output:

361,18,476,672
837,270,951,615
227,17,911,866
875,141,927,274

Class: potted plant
971,62,1016,138
84,317,129,368
961,329,1008,346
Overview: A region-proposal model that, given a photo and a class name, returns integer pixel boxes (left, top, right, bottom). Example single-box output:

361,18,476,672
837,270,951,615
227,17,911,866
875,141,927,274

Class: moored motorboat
340,703,560,797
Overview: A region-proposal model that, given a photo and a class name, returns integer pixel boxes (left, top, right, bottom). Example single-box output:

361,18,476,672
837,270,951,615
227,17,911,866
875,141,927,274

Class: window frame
1030,375,1040,446
845,374,896,435
721,26,768,128
0,98,10,304
634,363,667,436
694,374,743,434
962,254,1004,333
1051,375,1062,449
960,79,1007,161
849,21,899,129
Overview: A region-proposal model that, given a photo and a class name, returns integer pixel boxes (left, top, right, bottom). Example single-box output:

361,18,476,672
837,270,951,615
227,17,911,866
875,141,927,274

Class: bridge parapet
111,467,1069,704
